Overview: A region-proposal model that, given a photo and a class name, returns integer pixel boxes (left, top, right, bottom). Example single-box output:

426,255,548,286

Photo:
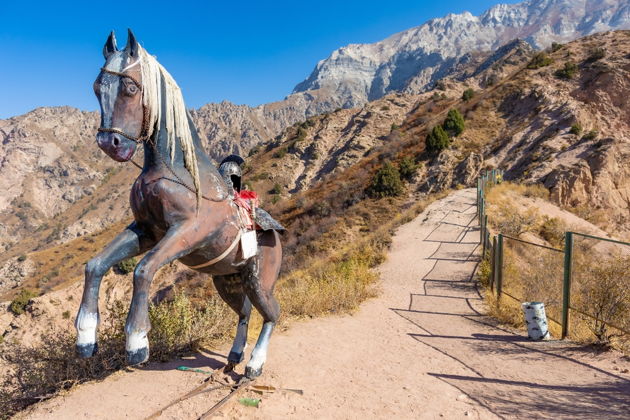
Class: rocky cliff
294,0,630,106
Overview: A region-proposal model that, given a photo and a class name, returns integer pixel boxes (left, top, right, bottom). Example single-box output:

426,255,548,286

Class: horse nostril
113,136,120,147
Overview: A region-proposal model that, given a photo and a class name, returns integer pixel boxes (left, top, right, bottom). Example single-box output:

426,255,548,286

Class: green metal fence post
491,235,497,291
497,234,504,298
561,232,574,339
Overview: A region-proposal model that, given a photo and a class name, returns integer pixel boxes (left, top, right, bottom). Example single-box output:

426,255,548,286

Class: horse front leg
76,222,152,358
125,224,199,365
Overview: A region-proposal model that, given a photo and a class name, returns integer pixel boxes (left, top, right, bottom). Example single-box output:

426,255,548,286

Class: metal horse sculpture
75,30,282,378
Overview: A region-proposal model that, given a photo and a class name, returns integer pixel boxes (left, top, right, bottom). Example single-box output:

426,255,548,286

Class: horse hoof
245,365,263,379
76,342,98,358
224,362,237,373
126,347,149,365
228,351,245,364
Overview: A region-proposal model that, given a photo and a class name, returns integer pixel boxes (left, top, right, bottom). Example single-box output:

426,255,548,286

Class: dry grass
480,181,630,351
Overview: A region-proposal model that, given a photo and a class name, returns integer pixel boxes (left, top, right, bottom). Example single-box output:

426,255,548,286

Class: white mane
138,46,201,205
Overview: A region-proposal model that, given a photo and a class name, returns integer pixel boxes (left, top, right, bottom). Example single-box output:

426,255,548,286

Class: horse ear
125,29,139,57
103,31,118,59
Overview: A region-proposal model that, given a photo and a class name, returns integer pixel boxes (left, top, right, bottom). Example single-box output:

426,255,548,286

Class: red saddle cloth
234,190,259,230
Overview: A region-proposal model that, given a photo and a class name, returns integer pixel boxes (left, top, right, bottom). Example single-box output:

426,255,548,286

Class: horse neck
140,110,229,197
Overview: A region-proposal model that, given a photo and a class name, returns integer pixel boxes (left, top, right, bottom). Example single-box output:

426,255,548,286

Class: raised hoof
76,342,98,358
245,365,263,379
228,351,245,364
126,347,149,366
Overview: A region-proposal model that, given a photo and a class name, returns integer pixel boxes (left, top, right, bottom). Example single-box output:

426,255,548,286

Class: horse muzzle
96,131,137,162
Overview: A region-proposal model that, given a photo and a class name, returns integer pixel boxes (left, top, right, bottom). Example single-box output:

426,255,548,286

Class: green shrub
116,257,137,275
10,289,38,315
390,123,399,131
582,130,598,141
17,255,27,262
366,162,404,198
462,88,475,102
425,125,450,152
271,183,283,195
555,61,578,79
296,127,308,142
443,109,465,137
380,105,390,111
569,123,582,135
527,52,553,69
399,156,419,181
62,310,71,320
272,148,287,159
586,47,606,62
551,42,563,52
248,145,260,157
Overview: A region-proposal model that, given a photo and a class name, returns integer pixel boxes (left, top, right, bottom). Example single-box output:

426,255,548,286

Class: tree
425,125,450,152
462,88,475,101
399,156,419,181
366,162,404,198
443,109,465,137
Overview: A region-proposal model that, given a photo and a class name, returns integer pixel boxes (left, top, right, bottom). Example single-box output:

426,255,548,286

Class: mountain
293,0,630,107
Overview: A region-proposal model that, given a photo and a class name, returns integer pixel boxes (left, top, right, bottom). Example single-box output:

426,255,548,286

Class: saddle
234,190,286,233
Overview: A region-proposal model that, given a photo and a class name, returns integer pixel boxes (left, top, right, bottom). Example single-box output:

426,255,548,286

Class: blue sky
0,0,518,118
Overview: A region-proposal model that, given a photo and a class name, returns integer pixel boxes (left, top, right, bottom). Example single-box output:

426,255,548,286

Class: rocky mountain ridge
294,0,630,106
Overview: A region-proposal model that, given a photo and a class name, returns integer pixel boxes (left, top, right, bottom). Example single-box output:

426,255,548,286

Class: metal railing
476,170,630,340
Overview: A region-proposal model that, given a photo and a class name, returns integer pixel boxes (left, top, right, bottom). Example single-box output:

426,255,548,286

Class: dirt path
22,189,630,419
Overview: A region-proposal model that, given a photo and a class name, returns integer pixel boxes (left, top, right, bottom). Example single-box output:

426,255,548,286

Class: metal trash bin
522,302,550,340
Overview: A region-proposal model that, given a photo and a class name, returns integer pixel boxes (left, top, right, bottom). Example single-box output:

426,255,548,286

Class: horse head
94,30,144,162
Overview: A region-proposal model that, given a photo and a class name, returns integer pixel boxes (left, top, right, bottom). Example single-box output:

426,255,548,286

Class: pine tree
425,125,450,152
366,161,404,198
443,109,465,137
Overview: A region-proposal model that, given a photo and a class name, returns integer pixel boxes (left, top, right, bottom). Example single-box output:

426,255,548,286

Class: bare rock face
294,0,630,107
192,88,346,164
0,258,34,295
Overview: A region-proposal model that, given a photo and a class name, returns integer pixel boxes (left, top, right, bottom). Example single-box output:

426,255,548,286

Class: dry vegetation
478,181,630,352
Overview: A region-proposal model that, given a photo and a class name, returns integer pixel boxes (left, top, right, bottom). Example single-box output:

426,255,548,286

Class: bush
462,88,475,101
425,125,450,152
574,255,630,344
527,52,553,69
539,216,566,247
493,204,538,237
586,47,606,62
569,123,582,135
551,42,563,52
17,255,27,262
555,61,578,79
366,162,404,198
9,289,38,315
271,183,283,195
399,156,419,181
443,109,465,137
272,148,287,159
390,123,399,131
116,258,137,275
148,292,232,361
582,130,598,141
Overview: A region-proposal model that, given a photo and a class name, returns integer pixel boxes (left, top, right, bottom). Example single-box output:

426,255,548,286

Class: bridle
97,67,151,143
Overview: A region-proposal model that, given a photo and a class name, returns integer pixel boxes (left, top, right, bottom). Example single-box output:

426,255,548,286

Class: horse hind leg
213,274,252,371
242,230,282,379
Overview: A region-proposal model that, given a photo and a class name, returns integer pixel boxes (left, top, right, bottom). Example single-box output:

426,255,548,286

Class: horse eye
126,82,138,95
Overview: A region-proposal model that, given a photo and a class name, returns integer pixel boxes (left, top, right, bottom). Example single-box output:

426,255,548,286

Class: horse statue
75,30,283,378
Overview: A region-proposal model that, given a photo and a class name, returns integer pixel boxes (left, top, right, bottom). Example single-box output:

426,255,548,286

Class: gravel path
23,188,630,419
